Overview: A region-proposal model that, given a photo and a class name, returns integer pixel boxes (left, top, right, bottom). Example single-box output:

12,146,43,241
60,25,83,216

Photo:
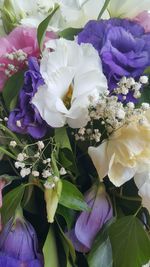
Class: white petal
134,172,150,213
88,142,109,180
108,0,150,18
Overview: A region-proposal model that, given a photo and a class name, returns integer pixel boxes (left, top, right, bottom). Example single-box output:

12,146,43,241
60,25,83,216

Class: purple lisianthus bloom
0,216,43,267
67,184,113,253
78,19,150,93
8,57,47,139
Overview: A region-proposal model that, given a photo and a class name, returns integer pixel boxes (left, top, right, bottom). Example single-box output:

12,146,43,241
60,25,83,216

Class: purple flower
0,215,43,267
67,184,113,253
8,57,47,139
78,19,150,93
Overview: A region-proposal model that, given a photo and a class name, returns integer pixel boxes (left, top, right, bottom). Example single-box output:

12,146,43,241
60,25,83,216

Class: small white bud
139,76,148,84
17,153,24,162
10,141,17,148
32,171,40,177
60,167,67,175
37,141,45,150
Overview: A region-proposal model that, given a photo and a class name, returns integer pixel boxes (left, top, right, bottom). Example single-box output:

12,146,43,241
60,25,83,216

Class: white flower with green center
108,0,150,18
32,38,107,128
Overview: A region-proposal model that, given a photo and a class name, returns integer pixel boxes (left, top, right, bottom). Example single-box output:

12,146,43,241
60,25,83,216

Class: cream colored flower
89,110,150,187
108,0,150,18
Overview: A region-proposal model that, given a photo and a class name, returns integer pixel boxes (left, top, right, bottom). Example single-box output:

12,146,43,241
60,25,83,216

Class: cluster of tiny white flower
1,50,28,77
114,76,148,100
13,139,67,182
74,76,150,143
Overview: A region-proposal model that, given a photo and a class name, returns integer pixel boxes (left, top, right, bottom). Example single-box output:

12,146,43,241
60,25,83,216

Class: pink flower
134,11,150,33
0,26,56,91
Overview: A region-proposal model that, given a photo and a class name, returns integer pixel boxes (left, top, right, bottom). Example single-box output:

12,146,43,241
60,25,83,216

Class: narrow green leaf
109,216,150,267
97,0,110,20
58,28,82,40
37,5,59,51
0,146,16,160
59,180,89,211
1,185,25,225
57,220,76,263
57,205,75,229
43,226,59,267
2,71,24,111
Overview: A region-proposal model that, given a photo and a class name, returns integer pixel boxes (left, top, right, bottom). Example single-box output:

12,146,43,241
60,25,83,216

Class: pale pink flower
0,26,56,91
134,11,150,33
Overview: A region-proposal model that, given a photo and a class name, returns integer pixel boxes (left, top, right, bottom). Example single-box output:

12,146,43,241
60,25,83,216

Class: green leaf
138,85,150,104
109,216,150,267
59,180,89,211
37,5,59,51
58,28,82,40
57,205,75,229
55,128,79,176
97,0,110,19
2,71,24,111
43,226,59,267
55,128,72,150
1,185,25,225
87,225,113,267
57,220,76,263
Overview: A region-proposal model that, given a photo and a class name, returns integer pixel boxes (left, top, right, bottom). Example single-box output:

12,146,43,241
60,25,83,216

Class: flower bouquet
0,0,150,266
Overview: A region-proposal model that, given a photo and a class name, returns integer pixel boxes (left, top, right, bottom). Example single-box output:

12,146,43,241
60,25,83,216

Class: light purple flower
7,57,48,139
67,184,113,253
0,215,43,266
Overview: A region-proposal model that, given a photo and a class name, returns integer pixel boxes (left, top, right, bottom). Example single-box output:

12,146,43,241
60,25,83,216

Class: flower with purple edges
8,57,48,139
78,18,150,101
0,214,43,267
66,183,113,253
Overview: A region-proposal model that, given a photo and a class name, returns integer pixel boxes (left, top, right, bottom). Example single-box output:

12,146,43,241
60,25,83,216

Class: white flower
60,167,67,175
37,141,45,150
32,170,40,177
32,39,107,129
2,0,108,31
134,172,150,213
88,110,150,187
17,153,25,162
142,261,150,267
15,162,25,169
10,141,17,148
20,168,31,177
108,0,150,18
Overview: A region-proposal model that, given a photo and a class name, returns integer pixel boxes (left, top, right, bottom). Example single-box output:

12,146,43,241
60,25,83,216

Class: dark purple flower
67,184,113,253
78,19,150,94
0,215,43,267
7,57,48,139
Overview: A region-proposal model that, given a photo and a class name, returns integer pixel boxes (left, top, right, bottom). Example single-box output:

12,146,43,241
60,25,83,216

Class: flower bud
0,208,43,266
44,179,62,223
67,183,113,252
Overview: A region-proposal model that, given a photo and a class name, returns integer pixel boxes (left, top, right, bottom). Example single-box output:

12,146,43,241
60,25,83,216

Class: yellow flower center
63,84,73,109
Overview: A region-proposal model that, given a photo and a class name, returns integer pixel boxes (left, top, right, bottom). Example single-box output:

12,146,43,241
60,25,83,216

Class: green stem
134,205,142,217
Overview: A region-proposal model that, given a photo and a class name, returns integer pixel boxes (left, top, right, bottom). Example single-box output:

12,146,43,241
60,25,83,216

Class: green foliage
55,127,79,176
2,71,24,111
43,226,59,267
97,0,110,19
57,205,75,230
109,216,150,267
87,225,113,267
57,220,76,264
59,180,89,211
37,5,59,51
58,28,82,40
1,185,25,225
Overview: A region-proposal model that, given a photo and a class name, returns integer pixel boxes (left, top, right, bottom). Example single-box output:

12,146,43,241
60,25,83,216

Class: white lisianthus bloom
2,0,108,31
108,0,150,18
88,110,150,187
134,172,150,213
32,38,107,128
